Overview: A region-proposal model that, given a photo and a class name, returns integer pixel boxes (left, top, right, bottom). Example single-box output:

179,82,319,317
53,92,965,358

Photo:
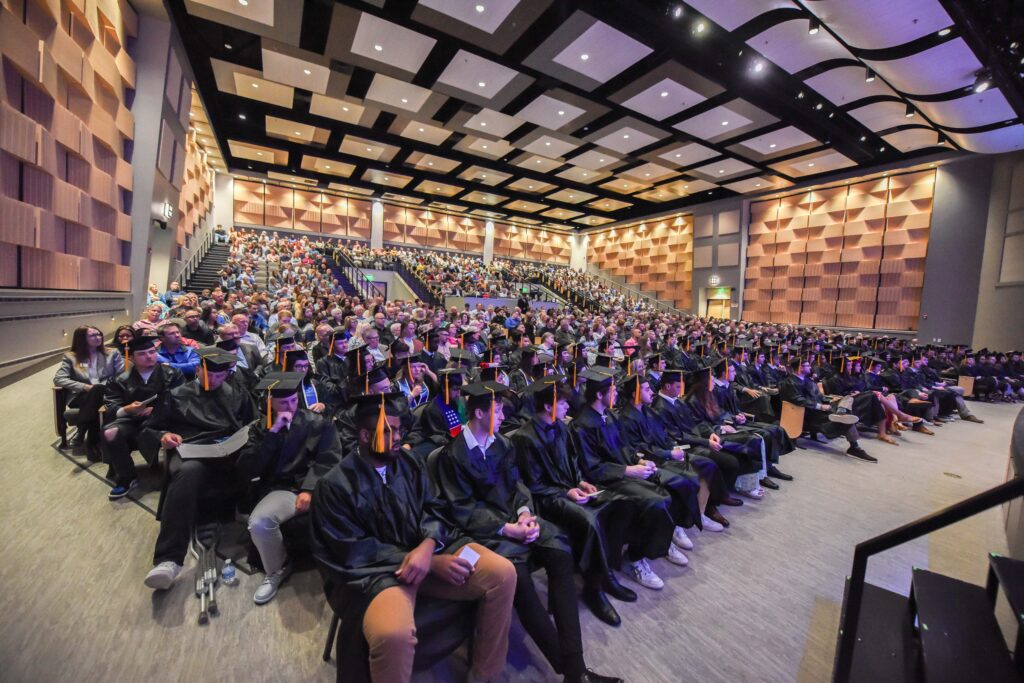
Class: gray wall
973,152,1024,351
917,156,993,345
691,197,745,318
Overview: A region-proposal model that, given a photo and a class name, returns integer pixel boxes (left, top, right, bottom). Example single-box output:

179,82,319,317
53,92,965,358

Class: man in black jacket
101,335,184,499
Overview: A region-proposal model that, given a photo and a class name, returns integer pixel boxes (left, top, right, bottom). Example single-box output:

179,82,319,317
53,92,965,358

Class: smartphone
457,545,480,568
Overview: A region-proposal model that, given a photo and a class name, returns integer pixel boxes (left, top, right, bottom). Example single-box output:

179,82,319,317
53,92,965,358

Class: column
570,233,589,271
483,220,495,264
371,200,383,249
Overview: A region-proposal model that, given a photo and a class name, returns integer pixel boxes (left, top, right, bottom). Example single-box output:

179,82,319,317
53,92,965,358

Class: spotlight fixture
797,91,805,99
672,4,683,19
694,21,706,34
905,104,915,118
938,28,951,37
808,18,820,35
753,60,764,73
815,102,823,110
973,70,992,93
865,68,876,83
239,113,247,120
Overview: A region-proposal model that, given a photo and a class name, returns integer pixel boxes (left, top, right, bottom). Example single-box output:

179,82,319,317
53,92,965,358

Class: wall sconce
708,274,721,286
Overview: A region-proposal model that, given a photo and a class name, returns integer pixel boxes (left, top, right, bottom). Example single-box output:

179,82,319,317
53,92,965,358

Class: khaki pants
362,543,516,683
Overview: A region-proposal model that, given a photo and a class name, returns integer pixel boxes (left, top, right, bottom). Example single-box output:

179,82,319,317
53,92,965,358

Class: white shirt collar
658,392,676,404
462,425,495,455
374,465,387,484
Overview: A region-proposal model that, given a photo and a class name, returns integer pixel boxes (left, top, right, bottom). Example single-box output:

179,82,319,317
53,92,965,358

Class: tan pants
361,543,516,683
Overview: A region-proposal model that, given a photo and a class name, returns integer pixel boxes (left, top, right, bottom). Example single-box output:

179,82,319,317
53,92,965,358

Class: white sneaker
828,412,859,425
672,526,694,550
701,514,725,532
630,559,664,590
666,544,689,567
253,562,293,605
144,561,183,590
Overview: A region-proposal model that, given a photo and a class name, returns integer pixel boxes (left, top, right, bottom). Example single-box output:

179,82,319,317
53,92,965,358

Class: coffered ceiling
171,0,1024,229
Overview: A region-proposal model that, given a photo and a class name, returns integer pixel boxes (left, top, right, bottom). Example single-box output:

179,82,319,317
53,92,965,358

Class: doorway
704,286,732,319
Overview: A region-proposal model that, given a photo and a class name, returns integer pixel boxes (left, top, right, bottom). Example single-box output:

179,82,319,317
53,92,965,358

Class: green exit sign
364,274,374,281
709,287,730,299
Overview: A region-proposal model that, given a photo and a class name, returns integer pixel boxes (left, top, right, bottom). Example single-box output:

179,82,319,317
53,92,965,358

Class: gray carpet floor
0,362,1018,683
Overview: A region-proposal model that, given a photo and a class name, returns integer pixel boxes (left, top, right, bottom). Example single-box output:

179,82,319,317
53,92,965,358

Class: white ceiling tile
747,19,853,74
396,120,452,146
864,39,982,96
190,0,275,26
552,20,653,83
232,72,294,108
881,128,940,152
807,0,952,50
769,150,856,177
514,155,564,173
350,12,437,73
949,126,1024,154
515,94,587,129
592,126,661,154
417,0,520,34
690,157,758,181
435,49,521,99
364,74,433,112
555,166,608,184
847,101,909,132
521,134,580,158
567,149,620,171
260,46,331,94
684,0,794,32
657,142,719,166
804,66,900,106
917,89,1017,129
463,108,524,138
621,162,678,183
309,94,366,124
621,77,708,120
736,126,817,155
674,105,753,141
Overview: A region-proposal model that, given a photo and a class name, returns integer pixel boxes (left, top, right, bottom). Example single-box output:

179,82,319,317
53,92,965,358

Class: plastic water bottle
221,559,238,586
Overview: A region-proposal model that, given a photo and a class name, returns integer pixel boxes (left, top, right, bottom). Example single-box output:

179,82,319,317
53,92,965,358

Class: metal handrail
832,475,1024,683
582,268,686,315
175,229,216,288
332,249,386,301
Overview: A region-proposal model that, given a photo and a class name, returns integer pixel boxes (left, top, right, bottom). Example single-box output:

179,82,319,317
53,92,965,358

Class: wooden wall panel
321,194,348,235
743,171,935,329
293,189,321,233
347,198,372,241
382,204,406,244
264,184,294,229
233,179,266,226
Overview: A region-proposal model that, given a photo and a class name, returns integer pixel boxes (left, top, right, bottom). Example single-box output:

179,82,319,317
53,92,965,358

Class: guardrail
174,229,216,289
332,249,387,301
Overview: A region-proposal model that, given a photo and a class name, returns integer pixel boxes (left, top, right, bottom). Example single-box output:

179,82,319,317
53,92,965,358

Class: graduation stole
438,397,462,438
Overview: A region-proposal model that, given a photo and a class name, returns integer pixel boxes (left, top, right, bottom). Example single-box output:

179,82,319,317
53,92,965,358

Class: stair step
989,553,1024,627
912,568,1018,683
843,582,919,683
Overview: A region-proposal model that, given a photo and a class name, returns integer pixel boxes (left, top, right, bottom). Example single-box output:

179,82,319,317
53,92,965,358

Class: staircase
183,243,231,293
834,476,1024,682
325,251,359,297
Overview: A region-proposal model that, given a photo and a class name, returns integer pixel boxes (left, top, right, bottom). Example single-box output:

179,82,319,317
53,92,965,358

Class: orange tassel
202,358,209,391
572,363,577,387
123,342,129,367
445,374,450,401
841,356,845,374
609,381,616,410
678,376,684,399
488,388,495,437
551,388,558,422
634,379,641,407
365,375,369,394
373,394,388,452
266,381,279,429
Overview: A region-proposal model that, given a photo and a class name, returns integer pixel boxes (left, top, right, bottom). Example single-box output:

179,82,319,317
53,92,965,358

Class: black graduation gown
616,402,727,506
509,368,531,394
686,394,765,473
511,418,632,574
434,432,569,562
310,452,472,680
404,397,464,459
143,379,256,446
731,362,776,421
824,374,886,426
614,403,701,528
103,364,184,463
313,354,350,415
236,410,344,502
780,374,856,437
569,406,674,560
712,383,794,464
650,394,744,486
337,395,415,456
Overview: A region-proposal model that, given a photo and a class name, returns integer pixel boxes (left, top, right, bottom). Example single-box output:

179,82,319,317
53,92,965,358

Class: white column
370,200,383,248
483,220,495,264
213,172,234,231
570,233,589,271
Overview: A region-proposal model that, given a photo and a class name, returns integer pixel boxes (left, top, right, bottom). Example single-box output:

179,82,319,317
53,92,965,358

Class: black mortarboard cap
255,371,304,397
196,346,238,372
594,353,616,368
581,367,615,389
128,335,160,353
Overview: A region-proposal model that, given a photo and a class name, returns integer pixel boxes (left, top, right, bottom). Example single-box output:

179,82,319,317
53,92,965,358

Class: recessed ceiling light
718,169,725,174
325,165,330,169
660,91,669,97
342,106,349,112
644,172,650,177
528,185,534,189
256,152,262,156
481,174,487,178
417,127,425,133
753,60,764,72
860,135,867,141
557,110,565,116
303,69,311,75
769,143,777,149
366,147,373,152
755,183,761,187
427,162,434,166
478,81,486,88
238,0,247,5
569,194,574,198
225,43,233,50
879,146,886,152
436,187,442,191
251,83,258,88
580,53,589,61
807,162,815,167
295,131,302,135
582,172,588,177
721,120,729,126
599,158,606,163
815,102,823,110
383,176,389,181
684,185,689,189
536,160,542,164
401,98,408,104
373,44,383,52
475,4,485,12
481,144,488,149
695,21,706,33
238,114,246,120
622,134,630,139
480,122,487,126
545,141,551,146
674,153,681,158
938,28,951,36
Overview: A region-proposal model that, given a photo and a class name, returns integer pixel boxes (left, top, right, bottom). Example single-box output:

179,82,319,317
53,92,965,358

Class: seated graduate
569,368,688,591
266,331,301,371
280,349,328,415
509,346,540,393
863,357,931,435
236,372,343,605
313,327,353,416
309,393,517,683
824,354,898,445
101,335,184,500
729,343,776,422
883,356,943,424
780,357,875,462
615,373,729,531
404,368,467,460
649,370,744,508
512,378,638,627
958,352,998,400
710,358,795,485
392,351,436,411
215,322,264,375
434,381,621,683
142,347,257,590
337,356,405,455
912,354,984,423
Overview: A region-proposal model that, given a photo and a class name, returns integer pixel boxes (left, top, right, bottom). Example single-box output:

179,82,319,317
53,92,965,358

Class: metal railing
583,268,687,315
832,474,1024,683
174,229,217,289
331,249,387,301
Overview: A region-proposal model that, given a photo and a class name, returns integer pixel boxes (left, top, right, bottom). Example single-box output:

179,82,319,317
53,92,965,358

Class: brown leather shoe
719,495,744,507
963,414,984,424
706,508,730,528
913,424,935,435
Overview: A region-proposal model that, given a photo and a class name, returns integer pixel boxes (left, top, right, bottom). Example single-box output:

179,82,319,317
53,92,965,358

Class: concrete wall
917,156,993,345
361,270,416,302
973,152,1024,350
692,198,745,318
